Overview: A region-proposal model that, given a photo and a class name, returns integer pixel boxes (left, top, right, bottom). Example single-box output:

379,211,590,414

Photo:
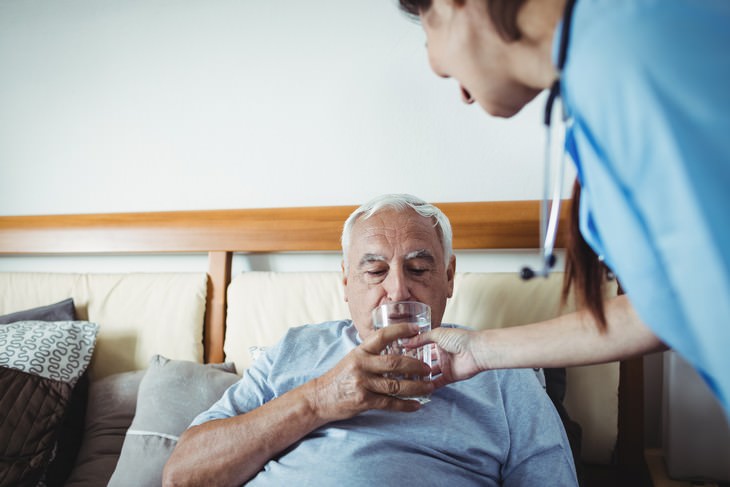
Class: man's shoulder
262,320,356,372
277,319,356,348
283,319,354,336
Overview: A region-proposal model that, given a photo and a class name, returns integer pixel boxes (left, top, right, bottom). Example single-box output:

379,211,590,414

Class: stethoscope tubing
521,0,577,281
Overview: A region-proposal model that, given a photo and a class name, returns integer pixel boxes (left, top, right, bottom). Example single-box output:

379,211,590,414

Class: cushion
0,298,84,487
225,272,350,371
107,355,238,487
0,272,208,379
0,297,76,324
0,320,98,487
64,370,145,487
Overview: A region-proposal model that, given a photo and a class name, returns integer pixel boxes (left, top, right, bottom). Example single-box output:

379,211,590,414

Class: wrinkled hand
310,323,434,422
403,327,484,388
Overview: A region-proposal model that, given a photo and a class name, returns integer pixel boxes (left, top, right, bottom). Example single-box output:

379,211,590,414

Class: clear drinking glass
371,301,432,404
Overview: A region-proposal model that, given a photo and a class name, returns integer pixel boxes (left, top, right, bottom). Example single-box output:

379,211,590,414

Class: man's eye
366,270,386,276
409,268,428,275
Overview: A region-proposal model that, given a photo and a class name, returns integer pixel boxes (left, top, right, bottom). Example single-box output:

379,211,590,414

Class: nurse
398,0,730,414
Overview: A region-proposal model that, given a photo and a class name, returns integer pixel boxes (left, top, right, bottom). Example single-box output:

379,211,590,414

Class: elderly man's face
343,208,455,340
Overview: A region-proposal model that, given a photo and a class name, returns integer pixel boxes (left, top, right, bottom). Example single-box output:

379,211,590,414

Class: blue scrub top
557,0,730,412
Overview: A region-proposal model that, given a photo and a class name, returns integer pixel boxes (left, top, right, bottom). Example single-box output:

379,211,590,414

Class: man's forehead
353,224,439,248
349,215,442,264
352,209,437,238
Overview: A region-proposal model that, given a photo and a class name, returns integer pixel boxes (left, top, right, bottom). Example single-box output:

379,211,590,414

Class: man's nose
384,269,411,302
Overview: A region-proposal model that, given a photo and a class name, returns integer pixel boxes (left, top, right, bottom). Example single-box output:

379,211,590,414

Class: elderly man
163,194,577,487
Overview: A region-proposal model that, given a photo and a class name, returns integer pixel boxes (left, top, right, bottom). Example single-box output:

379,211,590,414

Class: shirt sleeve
189,345,279,427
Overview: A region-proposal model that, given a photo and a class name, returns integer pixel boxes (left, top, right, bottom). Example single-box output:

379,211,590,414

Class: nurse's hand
403,327,487,388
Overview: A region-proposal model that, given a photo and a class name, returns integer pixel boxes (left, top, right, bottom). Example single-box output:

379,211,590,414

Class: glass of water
372,301,432,404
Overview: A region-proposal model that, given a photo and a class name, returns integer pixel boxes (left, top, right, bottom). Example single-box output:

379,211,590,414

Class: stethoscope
520,0,577,281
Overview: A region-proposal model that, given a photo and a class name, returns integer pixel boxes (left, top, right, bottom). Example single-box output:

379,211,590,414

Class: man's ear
446,254,456,298
341,261,349,302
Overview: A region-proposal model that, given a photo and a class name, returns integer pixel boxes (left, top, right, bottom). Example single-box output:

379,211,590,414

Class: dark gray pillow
107,355,238,487
0,298,76,324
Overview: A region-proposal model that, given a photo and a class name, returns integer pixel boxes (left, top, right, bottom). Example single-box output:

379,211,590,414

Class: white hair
341,194,453,271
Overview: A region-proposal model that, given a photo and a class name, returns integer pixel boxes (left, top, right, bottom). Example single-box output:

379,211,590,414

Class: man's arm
162,323,433,487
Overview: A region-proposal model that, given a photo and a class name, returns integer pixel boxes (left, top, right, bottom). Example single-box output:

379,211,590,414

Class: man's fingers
366,392,424,413
368,353,431,377
367,374,434,400
352,325,435,413
429,375,450,389
382,397,424,413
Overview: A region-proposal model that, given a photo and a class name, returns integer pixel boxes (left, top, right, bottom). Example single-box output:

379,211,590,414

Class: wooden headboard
0,199,645,472
0,200,567,363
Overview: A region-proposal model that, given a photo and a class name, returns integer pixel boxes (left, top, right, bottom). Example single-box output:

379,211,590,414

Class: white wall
4,1,676,447
0,0,575,214
0,0,573,273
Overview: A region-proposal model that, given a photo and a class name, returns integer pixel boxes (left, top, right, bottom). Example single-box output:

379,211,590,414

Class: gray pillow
64,370,145,487
107,355,238,487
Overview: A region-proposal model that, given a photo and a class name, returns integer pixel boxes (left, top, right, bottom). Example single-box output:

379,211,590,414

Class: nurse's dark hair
398,0,528,41
562,181,612,330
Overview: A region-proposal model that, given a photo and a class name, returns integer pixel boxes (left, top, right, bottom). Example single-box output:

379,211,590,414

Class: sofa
0,200,643,486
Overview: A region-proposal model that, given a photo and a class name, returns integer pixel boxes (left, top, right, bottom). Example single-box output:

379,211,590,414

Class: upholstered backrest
0,272,208,379
224,270,618,465
224,272,350,370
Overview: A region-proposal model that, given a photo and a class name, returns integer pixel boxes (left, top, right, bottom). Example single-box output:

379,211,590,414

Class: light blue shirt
559,0,730,411
192,321,577,486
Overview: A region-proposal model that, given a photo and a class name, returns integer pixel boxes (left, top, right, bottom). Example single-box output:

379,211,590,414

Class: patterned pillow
0,321,99,487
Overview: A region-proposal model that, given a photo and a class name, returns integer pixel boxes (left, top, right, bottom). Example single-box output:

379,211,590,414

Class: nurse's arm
409,294,666,386
479,294,667,370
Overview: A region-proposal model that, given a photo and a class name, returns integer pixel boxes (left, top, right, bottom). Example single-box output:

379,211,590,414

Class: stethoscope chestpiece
520,266,537,280
520,254,557,281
